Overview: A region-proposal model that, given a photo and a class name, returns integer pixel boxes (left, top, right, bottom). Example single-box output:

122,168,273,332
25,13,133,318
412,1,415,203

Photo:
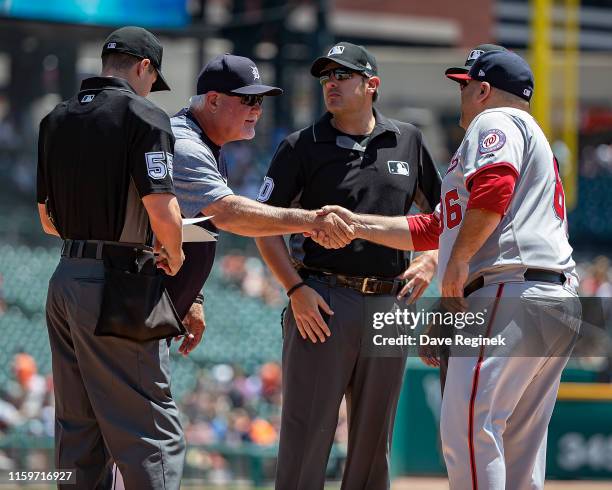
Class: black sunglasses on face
225,93,264,106
319,68,359,85
238,94,264,106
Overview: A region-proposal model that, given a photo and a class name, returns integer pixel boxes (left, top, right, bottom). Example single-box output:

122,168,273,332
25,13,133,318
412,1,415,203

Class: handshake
305,205,362,249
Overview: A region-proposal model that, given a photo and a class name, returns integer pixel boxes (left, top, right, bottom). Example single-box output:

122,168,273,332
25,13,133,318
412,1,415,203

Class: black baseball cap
310,42,378,77
445,43,508,77
102,26,170,92
196,54,283,96
446,50,535,102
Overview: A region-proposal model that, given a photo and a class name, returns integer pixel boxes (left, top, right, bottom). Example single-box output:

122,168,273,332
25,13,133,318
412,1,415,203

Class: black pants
275,278,407,490
46,257,185,490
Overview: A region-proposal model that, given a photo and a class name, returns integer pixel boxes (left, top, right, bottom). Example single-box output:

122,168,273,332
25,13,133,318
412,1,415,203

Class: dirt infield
391,478,612,489
2,478,611,489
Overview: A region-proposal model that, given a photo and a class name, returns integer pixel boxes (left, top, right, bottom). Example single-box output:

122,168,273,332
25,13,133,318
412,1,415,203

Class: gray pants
276,278,406,490
441,281,580,490
46,257,185,490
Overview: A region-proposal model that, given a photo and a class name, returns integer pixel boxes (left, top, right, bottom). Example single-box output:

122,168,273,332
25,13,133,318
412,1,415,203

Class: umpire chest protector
259,109,441,278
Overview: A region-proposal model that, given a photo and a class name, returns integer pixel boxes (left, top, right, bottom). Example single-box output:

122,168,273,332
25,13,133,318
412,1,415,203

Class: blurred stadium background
0,0,610,488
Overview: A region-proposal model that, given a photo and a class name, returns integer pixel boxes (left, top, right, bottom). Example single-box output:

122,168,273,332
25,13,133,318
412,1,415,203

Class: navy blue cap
446,50,534,102
444,44,508,76
196,54,283,96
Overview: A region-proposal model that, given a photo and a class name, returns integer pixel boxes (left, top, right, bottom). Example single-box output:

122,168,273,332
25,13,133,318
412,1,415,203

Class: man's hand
418,323,442,368
154,239,185,276
175,302,206,356
312,210,355,249
317,205,356,224
441,258,468,311
290,285,333,343
396,251,438,304
306,205,357,249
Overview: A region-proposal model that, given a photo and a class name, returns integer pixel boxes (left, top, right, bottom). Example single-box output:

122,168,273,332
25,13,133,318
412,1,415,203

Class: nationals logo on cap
479,129,506,154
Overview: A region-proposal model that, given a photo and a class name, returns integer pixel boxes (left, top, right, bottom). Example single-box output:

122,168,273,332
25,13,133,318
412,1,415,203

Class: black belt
300,268,405,295
61,239,152,260
463,268,566,298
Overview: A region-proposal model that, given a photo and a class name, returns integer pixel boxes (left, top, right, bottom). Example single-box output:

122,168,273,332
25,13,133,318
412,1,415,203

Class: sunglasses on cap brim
319,68,361,85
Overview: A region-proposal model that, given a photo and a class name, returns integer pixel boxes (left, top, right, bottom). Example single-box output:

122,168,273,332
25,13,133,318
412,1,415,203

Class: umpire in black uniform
256,43,441,489
37,27,185,489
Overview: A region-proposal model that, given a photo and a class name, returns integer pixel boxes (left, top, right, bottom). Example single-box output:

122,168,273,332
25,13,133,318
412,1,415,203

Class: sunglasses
226,93,264,106
319,68,359,85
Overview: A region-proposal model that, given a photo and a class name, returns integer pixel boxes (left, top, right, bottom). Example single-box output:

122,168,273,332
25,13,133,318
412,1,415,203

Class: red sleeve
407,213,441,251
466,163,518,216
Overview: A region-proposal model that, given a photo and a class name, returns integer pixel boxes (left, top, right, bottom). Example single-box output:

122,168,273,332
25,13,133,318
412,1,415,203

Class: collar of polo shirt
312,108,400,144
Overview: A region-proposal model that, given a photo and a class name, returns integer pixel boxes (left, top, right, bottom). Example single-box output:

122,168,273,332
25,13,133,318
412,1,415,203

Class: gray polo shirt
170,108,233,218
164,108,233,319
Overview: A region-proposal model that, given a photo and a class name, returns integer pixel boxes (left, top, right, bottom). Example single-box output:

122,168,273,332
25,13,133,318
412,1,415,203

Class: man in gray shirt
164,54,355,354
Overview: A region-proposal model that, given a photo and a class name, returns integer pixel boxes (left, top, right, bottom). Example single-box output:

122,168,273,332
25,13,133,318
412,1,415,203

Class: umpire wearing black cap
37,26,185,489
256,42,441,489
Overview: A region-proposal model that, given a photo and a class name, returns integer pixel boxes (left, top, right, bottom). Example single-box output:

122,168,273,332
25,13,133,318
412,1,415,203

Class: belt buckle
361,277,376,294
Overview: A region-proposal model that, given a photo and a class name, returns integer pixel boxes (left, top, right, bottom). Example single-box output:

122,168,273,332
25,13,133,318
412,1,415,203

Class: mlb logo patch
328,45,345,56
107,42,117,49
387,161,410,176
81,94,95,103
467,49,484,61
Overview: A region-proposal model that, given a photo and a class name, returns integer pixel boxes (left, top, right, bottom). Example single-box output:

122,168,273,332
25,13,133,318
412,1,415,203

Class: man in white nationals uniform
309,50,581,489
436,48,581,490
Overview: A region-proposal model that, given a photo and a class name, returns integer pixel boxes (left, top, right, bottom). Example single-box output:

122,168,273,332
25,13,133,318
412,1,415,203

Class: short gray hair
189,94,207,111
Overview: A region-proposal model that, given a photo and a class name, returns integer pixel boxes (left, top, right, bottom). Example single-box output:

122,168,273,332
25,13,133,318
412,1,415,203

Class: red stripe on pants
468,283,505,490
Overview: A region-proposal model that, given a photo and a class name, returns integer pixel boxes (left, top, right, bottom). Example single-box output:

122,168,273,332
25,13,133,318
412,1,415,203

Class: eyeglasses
236,94,264,106
319,68,359,85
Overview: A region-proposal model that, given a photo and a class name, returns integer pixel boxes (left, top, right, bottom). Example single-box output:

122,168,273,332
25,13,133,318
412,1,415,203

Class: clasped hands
305,205,359,249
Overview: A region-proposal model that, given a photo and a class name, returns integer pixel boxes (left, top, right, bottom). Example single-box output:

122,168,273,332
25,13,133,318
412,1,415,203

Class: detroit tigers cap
444,43,508,77
310,42,378,77
102,26,170,92
446,50,535,102
196,54,283,96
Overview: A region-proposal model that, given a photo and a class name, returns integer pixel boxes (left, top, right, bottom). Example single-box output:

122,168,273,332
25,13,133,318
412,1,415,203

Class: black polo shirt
36,76,175,244
257,109,441,278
